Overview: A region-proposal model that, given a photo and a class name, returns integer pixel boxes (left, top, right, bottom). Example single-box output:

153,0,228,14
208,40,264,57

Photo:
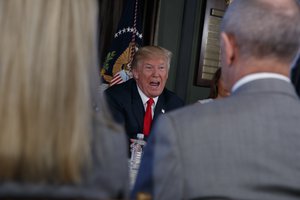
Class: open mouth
150,81,160,88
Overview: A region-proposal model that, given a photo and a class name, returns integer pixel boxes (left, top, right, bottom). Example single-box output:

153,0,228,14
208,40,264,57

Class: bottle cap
137,133,144,140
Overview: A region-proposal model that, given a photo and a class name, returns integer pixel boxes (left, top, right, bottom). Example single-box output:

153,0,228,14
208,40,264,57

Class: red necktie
143,98,154,136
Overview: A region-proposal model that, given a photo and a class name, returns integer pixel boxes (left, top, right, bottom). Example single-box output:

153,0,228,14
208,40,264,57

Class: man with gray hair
132,0,300,199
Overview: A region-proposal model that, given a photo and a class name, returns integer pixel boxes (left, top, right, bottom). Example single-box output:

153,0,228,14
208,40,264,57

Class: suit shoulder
105,79,133,96
162,88,185,106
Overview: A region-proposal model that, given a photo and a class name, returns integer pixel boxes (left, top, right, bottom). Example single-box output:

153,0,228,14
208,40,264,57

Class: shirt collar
136,85,158,107
232,73,290,93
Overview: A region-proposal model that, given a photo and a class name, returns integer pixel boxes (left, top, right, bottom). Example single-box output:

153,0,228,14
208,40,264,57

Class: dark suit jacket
105,78,184,141
133,78,300,200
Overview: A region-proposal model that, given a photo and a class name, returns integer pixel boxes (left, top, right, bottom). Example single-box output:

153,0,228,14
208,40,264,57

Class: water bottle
129,133,146,188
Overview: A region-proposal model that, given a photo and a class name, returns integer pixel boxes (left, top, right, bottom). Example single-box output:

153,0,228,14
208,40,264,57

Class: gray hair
221,0,300,63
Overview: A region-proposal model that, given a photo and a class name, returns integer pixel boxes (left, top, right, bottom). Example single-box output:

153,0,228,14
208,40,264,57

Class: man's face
133,56,169,98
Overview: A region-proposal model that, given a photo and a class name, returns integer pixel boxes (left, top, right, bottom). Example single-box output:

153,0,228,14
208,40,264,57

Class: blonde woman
0,0,128,199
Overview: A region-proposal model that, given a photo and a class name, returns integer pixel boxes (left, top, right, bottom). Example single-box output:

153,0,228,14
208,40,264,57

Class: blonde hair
0,0,98,183
131,45,173,70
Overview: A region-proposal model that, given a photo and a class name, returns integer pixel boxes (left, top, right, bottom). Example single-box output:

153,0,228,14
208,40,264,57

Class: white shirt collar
232,73,290,93
136,85,158,110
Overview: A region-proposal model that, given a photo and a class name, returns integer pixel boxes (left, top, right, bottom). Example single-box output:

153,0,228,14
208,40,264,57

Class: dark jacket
105,78,184,142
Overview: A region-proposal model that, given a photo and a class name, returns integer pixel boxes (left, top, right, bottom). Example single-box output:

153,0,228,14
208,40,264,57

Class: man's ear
221,32,236,67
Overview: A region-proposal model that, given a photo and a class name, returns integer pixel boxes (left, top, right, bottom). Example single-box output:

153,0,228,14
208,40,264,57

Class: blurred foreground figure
132,0,300,199
0,0,128,199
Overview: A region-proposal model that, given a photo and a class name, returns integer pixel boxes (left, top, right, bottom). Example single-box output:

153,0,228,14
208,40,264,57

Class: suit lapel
131,80,145,131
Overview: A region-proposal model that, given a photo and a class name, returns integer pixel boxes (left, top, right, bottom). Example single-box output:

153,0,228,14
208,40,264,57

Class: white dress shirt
137,85,158,118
